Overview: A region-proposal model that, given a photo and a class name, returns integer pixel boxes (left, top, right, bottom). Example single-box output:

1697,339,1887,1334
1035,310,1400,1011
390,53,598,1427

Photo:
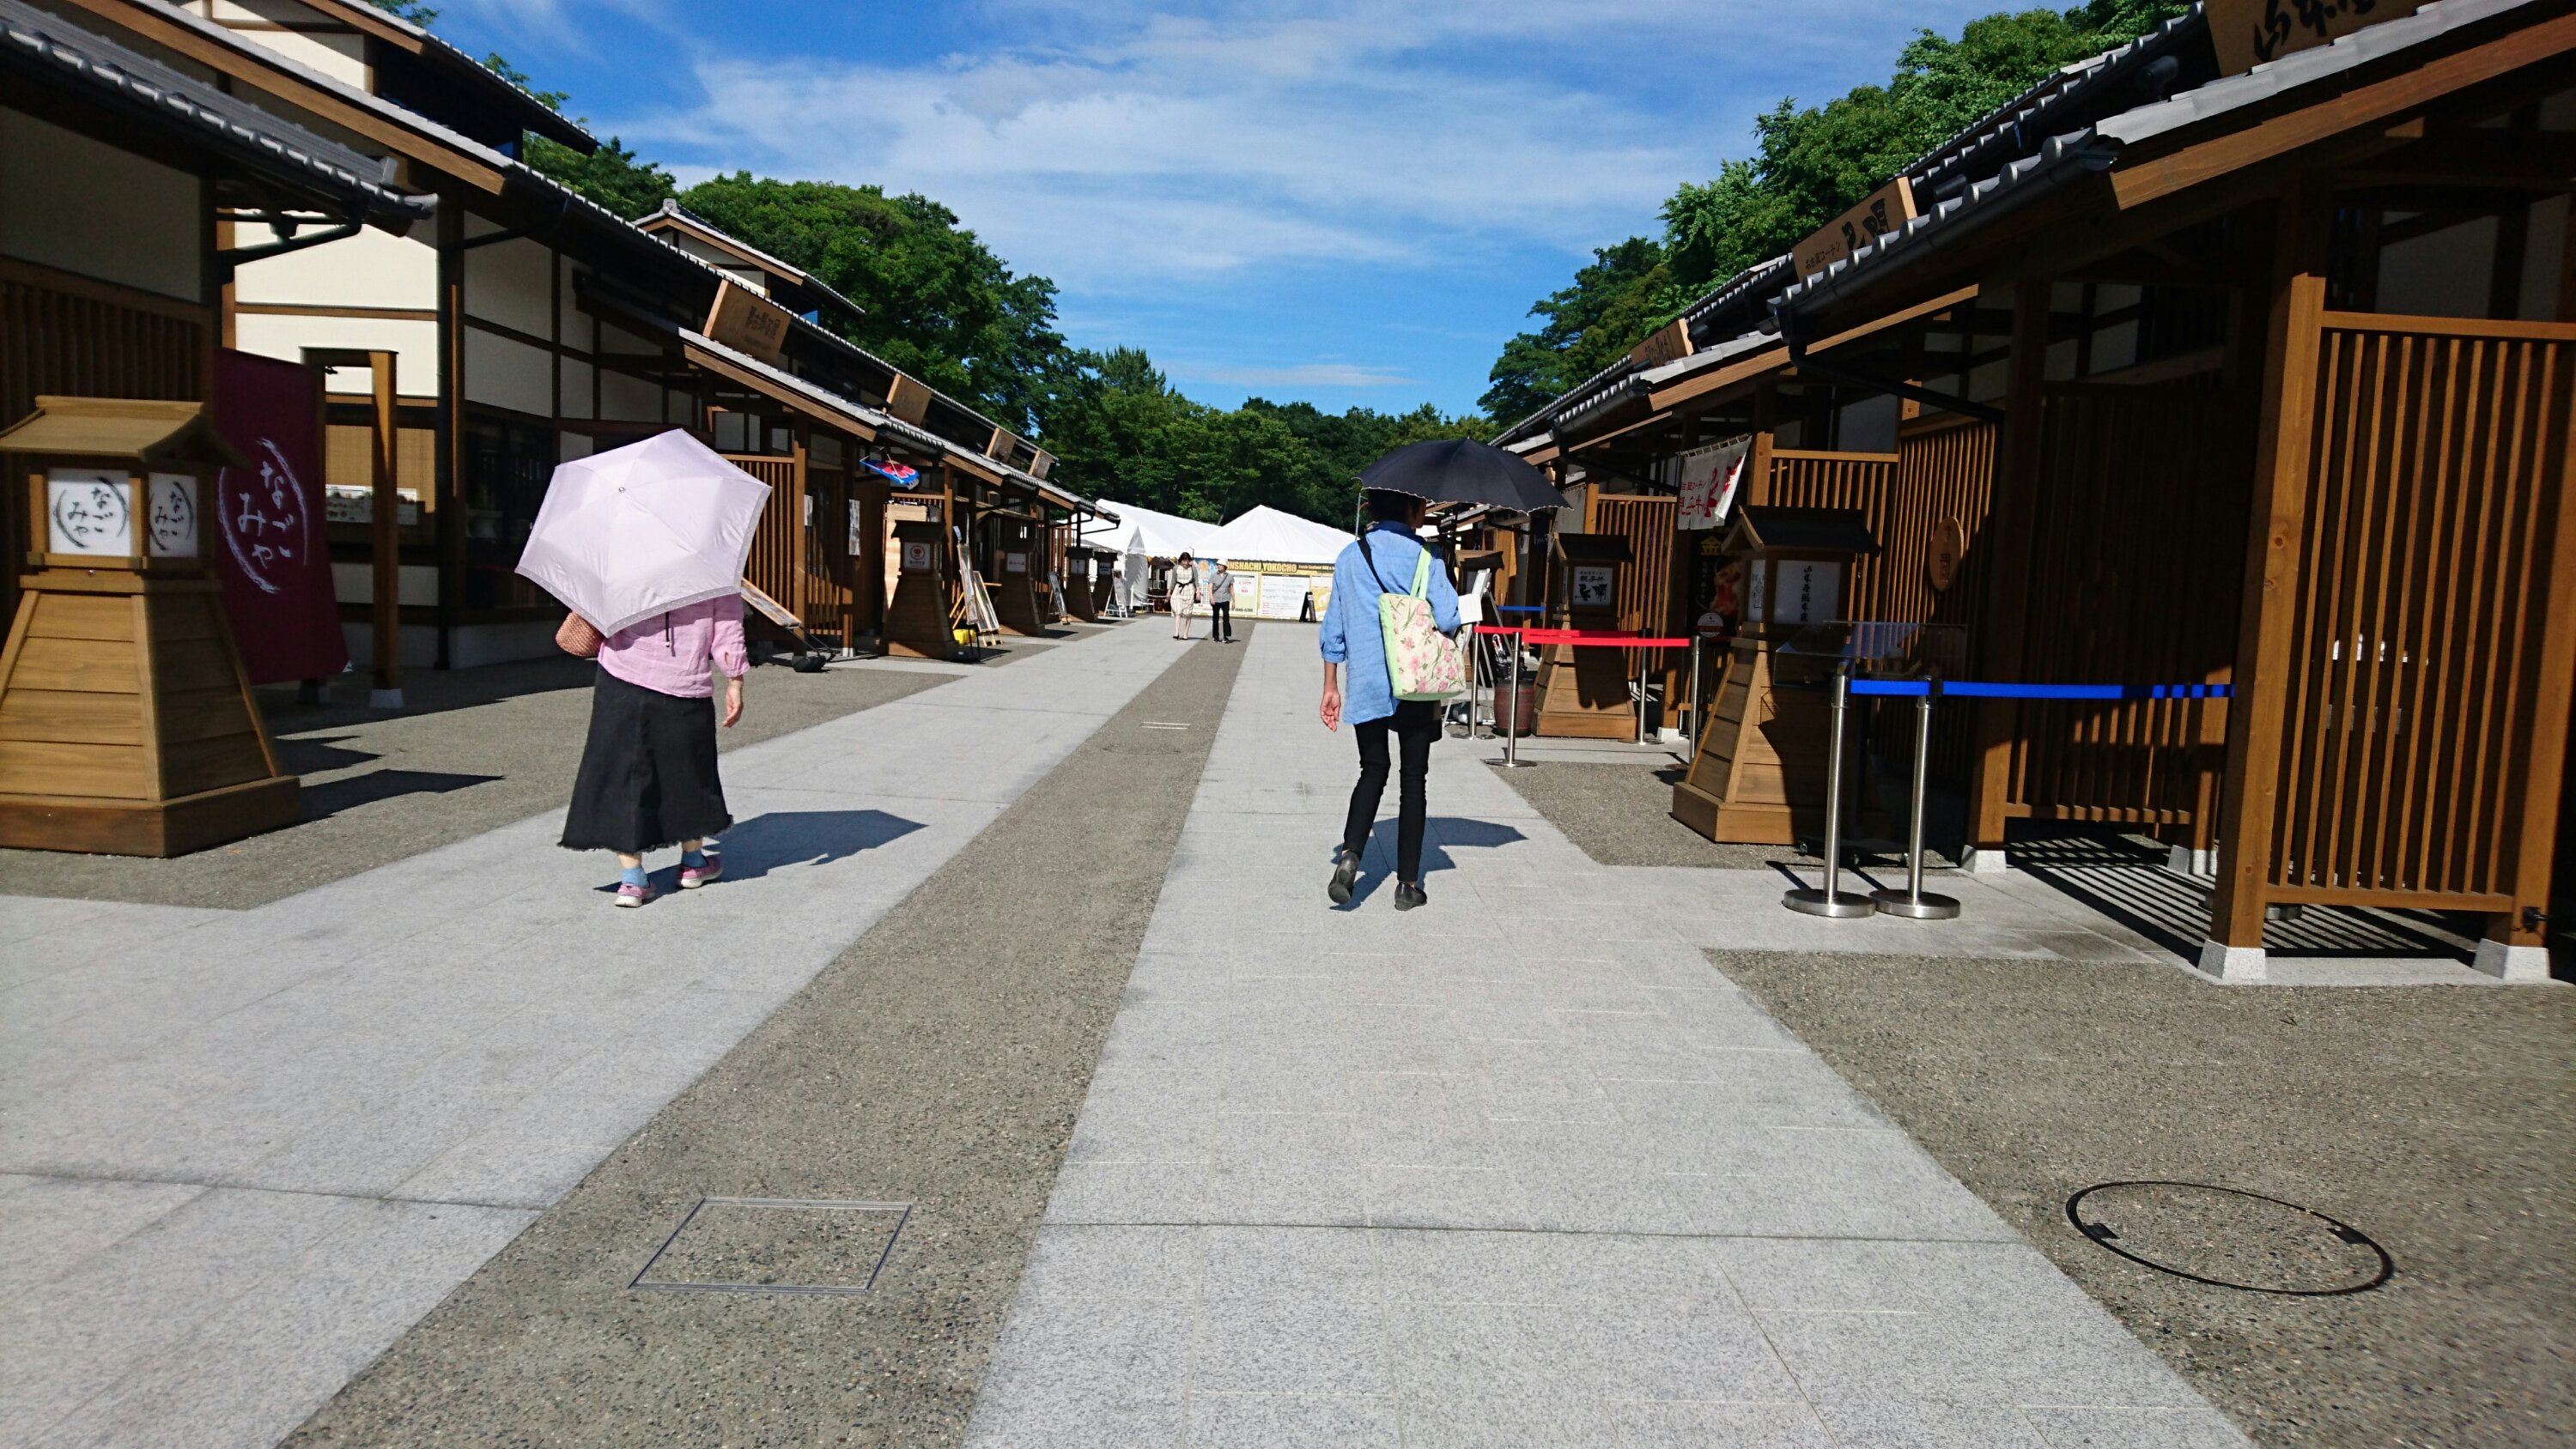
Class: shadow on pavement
1335,815,1528,907
303,768,502,820
712,809,926,882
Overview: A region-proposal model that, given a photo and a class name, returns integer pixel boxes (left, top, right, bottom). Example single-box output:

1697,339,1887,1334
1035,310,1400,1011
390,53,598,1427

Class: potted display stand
0,397,301,856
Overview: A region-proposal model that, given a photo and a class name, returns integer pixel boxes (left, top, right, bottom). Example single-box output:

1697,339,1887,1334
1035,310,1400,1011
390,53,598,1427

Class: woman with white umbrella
519,431,770,906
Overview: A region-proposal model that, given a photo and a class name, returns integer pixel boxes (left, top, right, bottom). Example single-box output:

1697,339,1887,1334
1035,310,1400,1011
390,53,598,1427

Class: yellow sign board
1791,177,1917,279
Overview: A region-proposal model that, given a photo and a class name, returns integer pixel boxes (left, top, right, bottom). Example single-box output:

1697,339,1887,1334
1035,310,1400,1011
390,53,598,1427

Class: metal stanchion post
1490,629,1534,768
1873,680,1961,919
1783,662,1873,918
1635,642,1649,748
1688,637,1703,749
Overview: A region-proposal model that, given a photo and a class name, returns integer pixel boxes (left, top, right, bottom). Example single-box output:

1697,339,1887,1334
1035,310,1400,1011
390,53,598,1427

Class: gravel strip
1716,951,2576,1448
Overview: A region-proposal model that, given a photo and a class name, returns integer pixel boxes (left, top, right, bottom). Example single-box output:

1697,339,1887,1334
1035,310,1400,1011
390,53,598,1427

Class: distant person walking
560,597,748,906
1319,489,1461,910
1170,553,1199,640
1207,559,1236,642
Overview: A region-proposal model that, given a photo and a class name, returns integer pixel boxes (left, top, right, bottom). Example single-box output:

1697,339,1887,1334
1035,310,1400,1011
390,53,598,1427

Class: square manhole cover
631,1197,910,1295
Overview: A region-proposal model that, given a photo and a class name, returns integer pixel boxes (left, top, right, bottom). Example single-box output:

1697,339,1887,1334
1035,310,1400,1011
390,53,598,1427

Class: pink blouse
598,595,748,699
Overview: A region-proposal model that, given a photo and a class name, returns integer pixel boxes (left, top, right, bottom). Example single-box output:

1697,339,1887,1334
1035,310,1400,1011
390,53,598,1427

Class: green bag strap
1408,547,1431,599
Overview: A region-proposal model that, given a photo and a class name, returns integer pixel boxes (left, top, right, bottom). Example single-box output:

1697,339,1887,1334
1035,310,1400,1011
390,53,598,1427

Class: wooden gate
2262,315,2576,914
1985,383,2248,840
730,453,804,629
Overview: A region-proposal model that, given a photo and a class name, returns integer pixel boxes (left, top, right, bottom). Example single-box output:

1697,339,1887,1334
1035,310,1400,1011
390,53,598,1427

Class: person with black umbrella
1320,488,1461,909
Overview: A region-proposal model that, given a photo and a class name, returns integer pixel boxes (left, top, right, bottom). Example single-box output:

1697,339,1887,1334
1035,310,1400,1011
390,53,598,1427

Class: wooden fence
2264,315,2576,909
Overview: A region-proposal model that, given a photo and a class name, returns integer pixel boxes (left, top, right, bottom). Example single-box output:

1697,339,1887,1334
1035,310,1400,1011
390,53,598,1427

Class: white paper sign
1004,551,1028,574
1571,565,1616,609
47,470,131,555
902,540,933,572
1773,560,1841,625
147,472,198,557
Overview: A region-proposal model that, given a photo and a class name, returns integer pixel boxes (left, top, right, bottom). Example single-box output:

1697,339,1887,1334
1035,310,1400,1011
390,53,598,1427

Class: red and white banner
209,349,347,684
1677,434,1751,530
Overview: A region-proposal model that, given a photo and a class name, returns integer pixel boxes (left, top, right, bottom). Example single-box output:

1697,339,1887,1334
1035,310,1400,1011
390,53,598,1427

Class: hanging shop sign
1677,434,1753,530
1792,177,1917,278
1625,318,1692,369
2206,0,2427,76
1571,565,1616,609
1928,518,1965,592
703,279,793,365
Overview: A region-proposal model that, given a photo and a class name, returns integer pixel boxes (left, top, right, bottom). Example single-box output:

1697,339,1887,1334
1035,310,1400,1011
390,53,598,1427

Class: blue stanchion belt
1847,680,2233,700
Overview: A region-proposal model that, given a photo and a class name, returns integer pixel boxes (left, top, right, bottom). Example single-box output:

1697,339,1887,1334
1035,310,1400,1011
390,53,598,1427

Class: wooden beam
680,340,879,442
54,0,507,194
2208,176,2336,951
2111,13,2576,210
1965,278,2051,856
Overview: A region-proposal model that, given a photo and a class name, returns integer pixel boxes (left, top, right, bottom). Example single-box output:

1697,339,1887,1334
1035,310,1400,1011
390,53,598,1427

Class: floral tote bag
1359,535,1464,701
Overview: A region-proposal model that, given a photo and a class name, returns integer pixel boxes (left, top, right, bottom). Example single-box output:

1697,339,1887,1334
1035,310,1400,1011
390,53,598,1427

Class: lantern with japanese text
0,397,301,855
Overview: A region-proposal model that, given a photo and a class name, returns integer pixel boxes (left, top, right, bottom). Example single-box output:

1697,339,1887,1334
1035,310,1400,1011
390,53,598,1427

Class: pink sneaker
678,855,723,889
614,880,652,907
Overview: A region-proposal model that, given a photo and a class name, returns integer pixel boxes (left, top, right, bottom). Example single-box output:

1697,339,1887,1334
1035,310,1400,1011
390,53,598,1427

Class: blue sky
426,0,2005,416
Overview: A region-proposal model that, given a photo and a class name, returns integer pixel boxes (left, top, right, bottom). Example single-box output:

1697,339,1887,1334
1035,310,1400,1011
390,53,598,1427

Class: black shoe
1394,881,1427,911
1328,848,1359,905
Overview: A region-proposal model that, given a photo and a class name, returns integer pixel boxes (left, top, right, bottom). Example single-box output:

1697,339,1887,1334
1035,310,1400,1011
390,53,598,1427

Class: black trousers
1209,600,1233,640
1343,700,1439,882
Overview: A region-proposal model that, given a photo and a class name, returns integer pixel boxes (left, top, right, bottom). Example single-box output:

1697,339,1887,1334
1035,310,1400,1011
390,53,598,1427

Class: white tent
1200,505,1350,567
1084,499,1220,611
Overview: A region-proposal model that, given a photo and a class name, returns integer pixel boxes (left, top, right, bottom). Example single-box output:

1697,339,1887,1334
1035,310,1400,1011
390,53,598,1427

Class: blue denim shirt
1319,521,1461,724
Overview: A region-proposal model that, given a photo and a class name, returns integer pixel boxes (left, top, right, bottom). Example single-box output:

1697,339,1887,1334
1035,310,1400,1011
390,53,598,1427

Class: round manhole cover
2065,1181,2392,1295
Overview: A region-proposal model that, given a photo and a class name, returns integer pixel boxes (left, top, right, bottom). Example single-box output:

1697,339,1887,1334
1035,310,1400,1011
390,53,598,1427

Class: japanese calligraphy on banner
1676,435,1752,530
2206,0,2427,76
209,349,347,684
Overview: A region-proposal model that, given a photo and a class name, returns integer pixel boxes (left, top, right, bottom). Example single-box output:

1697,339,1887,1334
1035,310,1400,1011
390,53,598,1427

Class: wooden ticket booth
1672,506,1878,844
986,512,1044,636
0,398,301,855
880,497,957,659
1533,532,1636,738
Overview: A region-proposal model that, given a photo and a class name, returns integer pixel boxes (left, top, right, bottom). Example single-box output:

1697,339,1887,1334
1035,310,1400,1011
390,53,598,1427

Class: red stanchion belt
1518,629,1693,648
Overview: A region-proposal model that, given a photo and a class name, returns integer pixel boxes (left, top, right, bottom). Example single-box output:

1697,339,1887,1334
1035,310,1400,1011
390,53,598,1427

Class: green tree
472,56,676,220
360,0,438,24
1479,236,1670,421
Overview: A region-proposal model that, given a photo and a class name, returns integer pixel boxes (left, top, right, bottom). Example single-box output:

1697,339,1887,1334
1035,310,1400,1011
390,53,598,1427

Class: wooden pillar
367,349,402,708
2206,177,2336,965
2491,412,2576,970
435,194,463,674
1965,277,2052,859
790,427,810,625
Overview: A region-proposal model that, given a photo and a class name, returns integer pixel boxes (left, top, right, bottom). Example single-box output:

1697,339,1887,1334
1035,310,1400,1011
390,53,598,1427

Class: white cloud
596,1,1982,294
1181,362,1418,388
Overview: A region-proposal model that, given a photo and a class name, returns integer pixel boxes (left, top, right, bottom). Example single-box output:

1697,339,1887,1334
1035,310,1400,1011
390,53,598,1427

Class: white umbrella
514,430,771,636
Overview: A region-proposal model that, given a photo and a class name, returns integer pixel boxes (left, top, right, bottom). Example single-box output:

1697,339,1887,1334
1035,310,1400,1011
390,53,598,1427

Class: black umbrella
1357,439,1568,513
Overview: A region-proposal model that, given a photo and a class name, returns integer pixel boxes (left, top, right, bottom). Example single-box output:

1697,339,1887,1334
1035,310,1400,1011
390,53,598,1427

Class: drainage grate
1139,721,1192,731
631,1197,910,1296
2066,1181,2391,1295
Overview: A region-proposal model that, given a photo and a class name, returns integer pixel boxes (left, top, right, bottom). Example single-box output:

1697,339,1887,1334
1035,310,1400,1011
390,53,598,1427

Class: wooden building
1497,0,2574,980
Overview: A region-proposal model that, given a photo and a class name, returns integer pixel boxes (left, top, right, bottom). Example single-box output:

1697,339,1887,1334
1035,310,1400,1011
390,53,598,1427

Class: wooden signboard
884,374,933,425
1792,177,1917,278
1029,450,1055,480
704,279,793,365
2206,0,2428,77
880,518,955,658
1625,318,1693,369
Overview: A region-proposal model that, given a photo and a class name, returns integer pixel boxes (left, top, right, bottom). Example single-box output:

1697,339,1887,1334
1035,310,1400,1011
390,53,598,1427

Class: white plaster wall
234,223,435,309
464,237,553,336
463,326,553,412
558,356,595,420
599,322,659,355
232,312,438,395
599,368,661,422
0,109,203,300
220,21,368,88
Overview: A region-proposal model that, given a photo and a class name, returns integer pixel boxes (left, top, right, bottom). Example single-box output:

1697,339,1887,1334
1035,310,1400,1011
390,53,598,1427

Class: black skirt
560,667,732,853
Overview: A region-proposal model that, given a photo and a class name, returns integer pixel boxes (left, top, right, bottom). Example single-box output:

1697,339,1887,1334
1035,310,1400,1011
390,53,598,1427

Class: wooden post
368,349,401,708
2490,408,2576,970
2207,177,2336,966
1965,277,2052,862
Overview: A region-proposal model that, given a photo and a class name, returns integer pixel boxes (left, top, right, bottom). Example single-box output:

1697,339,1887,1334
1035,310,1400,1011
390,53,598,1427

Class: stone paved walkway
966,624,2249,1447
0,623,1186,1449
